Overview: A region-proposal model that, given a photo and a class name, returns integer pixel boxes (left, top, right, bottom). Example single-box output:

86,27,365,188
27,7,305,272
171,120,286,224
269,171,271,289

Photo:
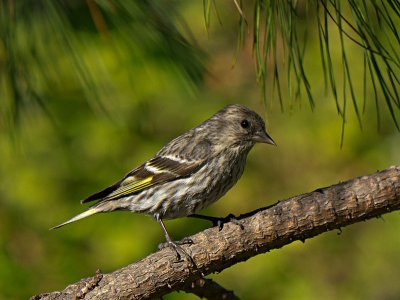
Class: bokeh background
1,1,399,299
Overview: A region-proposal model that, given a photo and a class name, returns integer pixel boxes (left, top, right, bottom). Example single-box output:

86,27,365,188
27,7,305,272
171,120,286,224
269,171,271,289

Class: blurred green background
1,1,399,299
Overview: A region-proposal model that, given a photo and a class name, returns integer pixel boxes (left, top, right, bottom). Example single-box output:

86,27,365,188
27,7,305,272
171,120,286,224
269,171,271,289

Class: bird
51,104,275,260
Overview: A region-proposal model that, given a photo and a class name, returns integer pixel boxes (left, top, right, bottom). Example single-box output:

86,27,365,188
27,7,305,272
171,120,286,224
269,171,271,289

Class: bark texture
32,165,400,299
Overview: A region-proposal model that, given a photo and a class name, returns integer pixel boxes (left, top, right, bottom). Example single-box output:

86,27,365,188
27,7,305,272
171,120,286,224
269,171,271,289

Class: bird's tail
50,208,100,230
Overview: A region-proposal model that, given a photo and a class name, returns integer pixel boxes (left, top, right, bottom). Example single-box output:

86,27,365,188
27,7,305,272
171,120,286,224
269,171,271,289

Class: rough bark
32,165,400,300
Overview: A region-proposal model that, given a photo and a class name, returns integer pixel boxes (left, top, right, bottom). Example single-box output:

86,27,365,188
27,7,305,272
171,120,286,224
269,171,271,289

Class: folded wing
81,155,207,203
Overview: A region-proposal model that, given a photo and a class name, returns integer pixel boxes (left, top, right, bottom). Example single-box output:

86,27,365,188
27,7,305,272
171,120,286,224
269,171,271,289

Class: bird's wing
81,155,206,203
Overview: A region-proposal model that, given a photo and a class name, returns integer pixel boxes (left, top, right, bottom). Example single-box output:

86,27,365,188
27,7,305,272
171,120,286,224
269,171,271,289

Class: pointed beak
252,130,276,145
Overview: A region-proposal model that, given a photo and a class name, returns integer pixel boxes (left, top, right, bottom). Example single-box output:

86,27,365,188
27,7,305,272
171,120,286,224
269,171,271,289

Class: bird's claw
213,213,242,230
208,214,244,231
158,238,196,266
157,237,193,251
189,213,244,230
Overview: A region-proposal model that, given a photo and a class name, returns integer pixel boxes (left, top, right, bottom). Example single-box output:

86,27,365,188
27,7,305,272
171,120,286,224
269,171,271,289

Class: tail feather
50,208,99,230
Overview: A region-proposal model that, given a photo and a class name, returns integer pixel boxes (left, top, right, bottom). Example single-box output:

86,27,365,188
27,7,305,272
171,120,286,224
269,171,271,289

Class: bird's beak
253,130,276,145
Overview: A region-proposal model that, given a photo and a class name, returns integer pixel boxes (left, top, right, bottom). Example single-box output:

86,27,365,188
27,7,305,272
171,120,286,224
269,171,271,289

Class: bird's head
206,104,275,149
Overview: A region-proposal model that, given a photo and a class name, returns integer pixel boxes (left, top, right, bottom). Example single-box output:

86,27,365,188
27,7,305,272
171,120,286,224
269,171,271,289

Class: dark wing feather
81,155,206,203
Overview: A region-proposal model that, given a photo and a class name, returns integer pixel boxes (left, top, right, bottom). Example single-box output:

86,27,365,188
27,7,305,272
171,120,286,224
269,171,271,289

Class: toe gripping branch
188,214,244,231
155,214,196,266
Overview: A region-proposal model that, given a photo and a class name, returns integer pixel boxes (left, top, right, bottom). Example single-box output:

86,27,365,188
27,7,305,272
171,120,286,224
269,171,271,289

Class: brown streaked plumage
51,104,275,260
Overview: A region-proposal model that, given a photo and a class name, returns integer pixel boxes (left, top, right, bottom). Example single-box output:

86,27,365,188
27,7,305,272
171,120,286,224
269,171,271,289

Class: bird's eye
241,119,250,129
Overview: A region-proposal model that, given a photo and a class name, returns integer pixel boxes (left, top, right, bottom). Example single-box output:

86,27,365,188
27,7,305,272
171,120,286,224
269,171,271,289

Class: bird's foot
189,213,244,231
158,237,193,251
158,238,195,265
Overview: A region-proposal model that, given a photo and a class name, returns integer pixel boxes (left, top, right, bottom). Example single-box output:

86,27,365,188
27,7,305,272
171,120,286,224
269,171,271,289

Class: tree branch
32,165,400,300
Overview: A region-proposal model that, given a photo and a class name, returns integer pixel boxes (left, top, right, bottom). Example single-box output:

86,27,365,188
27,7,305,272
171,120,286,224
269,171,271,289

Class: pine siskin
51,104,275,259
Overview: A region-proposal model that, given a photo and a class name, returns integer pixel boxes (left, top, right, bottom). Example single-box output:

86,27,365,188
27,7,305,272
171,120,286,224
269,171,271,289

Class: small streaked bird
51,104,275,259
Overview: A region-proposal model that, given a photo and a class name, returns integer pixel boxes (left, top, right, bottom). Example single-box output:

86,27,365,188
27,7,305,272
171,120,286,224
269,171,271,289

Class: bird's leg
155,214,195,265
188,213,244,231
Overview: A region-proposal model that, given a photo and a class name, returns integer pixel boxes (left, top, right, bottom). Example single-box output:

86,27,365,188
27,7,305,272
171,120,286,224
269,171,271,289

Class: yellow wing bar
104,176,154,200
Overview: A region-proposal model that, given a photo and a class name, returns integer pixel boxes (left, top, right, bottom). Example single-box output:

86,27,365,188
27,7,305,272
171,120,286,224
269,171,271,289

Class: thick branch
32,165,400,300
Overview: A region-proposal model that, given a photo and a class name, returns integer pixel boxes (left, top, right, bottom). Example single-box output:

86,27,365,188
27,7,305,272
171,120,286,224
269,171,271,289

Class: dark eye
241,119,250,129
